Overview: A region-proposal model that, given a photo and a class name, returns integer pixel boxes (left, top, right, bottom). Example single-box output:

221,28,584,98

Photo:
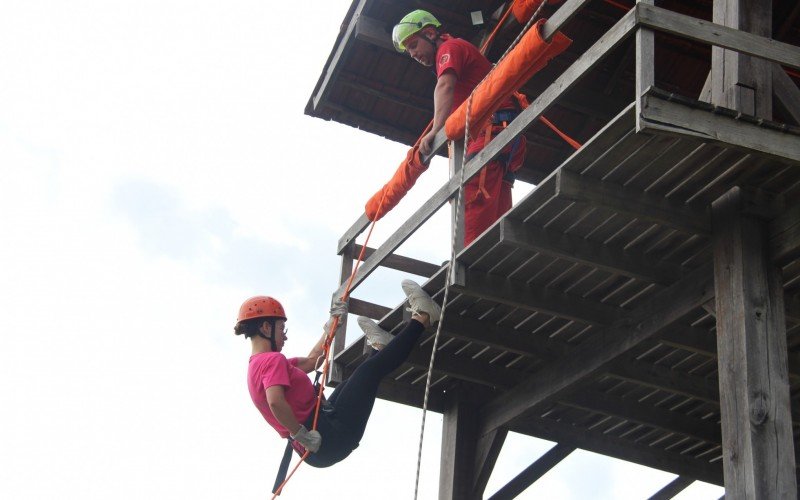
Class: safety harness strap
272,440,295,494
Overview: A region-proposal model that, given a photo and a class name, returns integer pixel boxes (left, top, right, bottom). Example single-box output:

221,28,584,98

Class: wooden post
635,0,655,132
712,187,796,499
439,395,480,500
331,241,354,383
711,0,772,118
449,139,466,286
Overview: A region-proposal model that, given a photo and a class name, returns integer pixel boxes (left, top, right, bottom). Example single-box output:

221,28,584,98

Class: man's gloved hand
291,425,322,453
323,299,349,333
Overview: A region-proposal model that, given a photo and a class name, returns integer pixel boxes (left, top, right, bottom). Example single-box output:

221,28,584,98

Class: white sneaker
357,317,393,350
401,279,442,324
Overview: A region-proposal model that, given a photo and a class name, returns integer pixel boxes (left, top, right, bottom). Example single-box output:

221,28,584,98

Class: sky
0,1,724,498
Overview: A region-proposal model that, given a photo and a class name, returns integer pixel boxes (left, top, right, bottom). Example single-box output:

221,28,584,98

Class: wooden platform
334,91,800,486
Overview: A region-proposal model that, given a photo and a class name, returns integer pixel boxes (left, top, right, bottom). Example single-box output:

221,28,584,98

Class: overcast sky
0,1,724,498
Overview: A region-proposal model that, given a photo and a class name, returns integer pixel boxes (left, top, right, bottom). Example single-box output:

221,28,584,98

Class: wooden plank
440,397,480,500
309,0,368,111
458,268,623,327
511,416,724,485
331,243,355,383
710,0,772,117
500,218,683,284
479,264,714,436
773,64,800,126
635,0,655,132
556,169,711,235
338,213,370,254
635,3,800,70
348,297,391,320
354,15,393,51
541,0,594,41
404,344,520,389
608,361,719,404
487,443,575,500
440,314,565,359
638,91,800,163
355,245,441,278
563,391,721,445
473,429,508,497
648,476,695,500
712,187,797,498
769,203,800,265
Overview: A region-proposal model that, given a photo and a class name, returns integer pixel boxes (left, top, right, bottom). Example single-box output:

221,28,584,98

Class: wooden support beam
353,14,393,51
638,90,800,163
556,169,711,236
773,64,800,126
331,242,355,383
635,0,655,132
459,268,623,327
440,397,480,500
472,429,508,497
404,344,520,389
479,264,714,436
608,361,719,404
712,187,797,498
308,0,368,112
347,297,391,320
511,416,724,485
355,245,441,278
487,443,575,500
500,218,683,284
635,4,800,71
647,476,695,500
710,0,772,118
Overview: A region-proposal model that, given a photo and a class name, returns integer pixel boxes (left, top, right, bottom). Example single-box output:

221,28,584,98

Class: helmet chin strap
258,318,278,351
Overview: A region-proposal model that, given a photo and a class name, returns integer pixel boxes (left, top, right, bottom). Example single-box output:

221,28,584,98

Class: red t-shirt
435,37,515,153
248,352,316,443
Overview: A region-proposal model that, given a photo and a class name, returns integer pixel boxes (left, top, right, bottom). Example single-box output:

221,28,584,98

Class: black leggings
304,319,425,467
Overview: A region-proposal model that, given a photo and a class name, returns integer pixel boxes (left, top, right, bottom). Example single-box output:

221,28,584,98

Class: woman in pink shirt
235,279,441,489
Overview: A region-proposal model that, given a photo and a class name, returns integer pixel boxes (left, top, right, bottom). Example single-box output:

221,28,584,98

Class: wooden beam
440,397,480,500
635,0,655,131
458,268,623,327
472,429,508,497
511,416,724,485
353,15,393,52
562,390,722,445
768,202,800,265
331,242,355,383
404,344,520,389
635,3,800,71
647,476,695,500
607,361,719,404
500,218,683,284
638,90,800,163
355,245,441,278
712,187,797,498
440,314,565,359
710,0,772,118
309,0,368,111
347,297,391,320
487,443,575,500
556,169,711,236
479,264,714,436
773,65,800,126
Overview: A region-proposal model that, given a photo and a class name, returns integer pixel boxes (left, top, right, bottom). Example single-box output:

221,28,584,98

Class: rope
271,192,387,498
412,3,549,497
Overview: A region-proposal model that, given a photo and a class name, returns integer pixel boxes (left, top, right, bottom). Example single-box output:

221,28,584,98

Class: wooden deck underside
334,94,800,485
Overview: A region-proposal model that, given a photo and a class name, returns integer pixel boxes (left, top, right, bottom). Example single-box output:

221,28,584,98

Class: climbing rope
412,2,552,497
271,192,387,498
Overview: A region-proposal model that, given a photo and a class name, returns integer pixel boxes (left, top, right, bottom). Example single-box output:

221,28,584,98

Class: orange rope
271,192,387,498
786,67,800,80
603,0,631,12
539,116,582,149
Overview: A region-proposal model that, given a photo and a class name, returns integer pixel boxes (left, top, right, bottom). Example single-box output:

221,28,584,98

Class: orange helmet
237,296,287,323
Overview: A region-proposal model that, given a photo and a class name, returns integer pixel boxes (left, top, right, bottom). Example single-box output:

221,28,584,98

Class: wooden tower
307,0,800,497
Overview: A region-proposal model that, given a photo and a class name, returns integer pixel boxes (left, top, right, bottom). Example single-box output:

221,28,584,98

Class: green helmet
392,10,442,52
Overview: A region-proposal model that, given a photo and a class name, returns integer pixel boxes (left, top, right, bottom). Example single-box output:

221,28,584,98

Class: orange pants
464,159,512,245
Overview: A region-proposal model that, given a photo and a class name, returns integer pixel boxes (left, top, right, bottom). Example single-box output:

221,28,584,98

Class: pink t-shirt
248,352,316,440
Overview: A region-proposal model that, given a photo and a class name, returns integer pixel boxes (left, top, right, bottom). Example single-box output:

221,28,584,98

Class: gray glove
291,424,322,453
324,299,349,332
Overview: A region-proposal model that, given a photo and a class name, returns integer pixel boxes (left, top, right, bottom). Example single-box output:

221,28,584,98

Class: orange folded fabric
444,19,572,142
365,145,428,221
512,0,563,25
